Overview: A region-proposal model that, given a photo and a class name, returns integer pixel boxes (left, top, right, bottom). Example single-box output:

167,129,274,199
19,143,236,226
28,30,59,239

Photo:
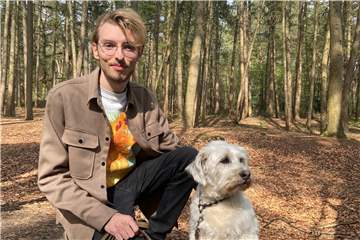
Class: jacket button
100,185,105,189
78,138,84,144
105,137,110,142
147,132,151,137
101,162,105,166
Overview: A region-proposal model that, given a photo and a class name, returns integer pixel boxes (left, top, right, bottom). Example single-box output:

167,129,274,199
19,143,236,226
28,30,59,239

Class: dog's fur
186,141,259,240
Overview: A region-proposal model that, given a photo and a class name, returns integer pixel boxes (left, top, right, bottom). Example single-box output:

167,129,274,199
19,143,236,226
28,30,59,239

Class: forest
0,0,359,137
2,1,360,239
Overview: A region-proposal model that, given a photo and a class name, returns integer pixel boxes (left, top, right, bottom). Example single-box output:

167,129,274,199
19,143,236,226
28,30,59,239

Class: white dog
186,141,259,240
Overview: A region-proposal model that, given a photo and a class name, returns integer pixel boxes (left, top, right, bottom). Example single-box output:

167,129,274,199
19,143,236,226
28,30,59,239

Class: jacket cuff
91,206,118,231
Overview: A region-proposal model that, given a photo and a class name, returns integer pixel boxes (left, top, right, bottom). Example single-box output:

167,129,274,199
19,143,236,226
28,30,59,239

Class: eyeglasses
98,40,139,58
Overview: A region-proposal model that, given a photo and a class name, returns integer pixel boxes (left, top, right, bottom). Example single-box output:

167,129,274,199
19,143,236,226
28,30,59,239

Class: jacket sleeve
157,103,180,152
37,90,117,231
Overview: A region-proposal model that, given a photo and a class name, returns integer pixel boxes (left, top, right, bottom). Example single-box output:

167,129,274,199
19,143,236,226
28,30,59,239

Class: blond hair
92,8,146,48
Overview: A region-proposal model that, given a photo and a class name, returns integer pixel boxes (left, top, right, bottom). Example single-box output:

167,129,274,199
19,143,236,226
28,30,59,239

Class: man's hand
104,213,139,240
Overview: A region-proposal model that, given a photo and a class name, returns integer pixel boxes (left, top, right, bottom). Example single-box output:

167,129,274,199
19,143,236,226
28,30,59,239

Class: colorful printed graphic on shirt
106,111,136,187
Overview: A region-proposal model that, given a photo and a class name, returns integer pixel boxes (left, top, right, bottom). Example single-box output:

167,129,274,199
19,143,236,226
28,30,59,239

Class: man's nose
114,46,124,59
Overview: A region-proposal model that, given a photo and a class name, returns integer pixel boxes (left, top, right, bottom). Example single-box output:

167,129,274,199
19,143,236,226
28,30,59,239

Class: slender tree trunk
306,1,319,131
341,5,360,132
162,2,174,115
185,1,204,128
34,2,42,108
293,2,307,120
5,1,17,116
150,2,161,92
176,10,184,121
320,25,330,133
229,14,238,117
1,0,11,115
23,1,33,120
68,1,77,78
76,1,88,76
325,1,345,138
282,1,292,130
356,73,360,121
236,1,246,121
64,2,70,80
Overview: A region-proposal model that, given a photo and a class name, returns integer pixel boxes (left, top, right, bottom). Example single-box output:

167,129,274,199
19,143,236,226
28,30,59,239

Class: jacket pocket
145,122,163,150
62,129,99,180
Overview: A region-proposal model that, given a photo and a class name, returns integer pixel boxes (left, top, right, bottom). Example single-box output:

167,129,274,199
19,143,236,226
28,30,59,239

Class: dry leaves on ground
1,109,360,240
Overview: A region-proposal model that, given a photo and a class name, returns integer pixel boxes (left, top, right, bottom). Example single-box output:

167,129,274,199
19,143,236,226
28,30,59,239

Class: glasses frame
97,40,139,59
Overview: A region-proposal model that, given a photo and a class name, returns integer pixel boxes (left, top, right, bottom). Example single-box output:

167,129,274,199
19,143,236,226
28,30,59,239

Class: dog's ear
185,151,207,186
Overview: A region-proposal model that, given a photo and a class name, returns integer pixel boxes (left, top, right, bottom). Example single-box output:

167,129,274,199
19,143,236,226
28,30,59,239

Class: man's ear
91,42,100,60
185,151,207,186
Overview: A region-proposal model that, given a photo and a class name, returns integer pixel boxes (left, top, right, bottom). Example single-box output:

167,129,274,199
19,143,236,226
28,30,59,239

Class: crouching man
38,8,197,240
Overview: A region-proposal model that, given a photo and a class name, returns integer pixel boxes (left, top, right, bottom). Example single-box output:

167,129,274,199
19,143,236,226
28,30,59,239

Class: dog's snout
240,170,251,180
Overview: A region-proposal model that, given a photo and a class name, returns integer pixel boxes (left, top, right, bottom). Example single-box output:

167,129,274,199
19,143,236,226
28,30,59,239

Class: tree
341,5,360,132
306,1,319,131
5,1,17,117
23,1,34,120
76,1,88,76
1,0,11,115
320,24,330,133
324,1,345,138
282,1,292,130
293,2,307,120
185,1,204,128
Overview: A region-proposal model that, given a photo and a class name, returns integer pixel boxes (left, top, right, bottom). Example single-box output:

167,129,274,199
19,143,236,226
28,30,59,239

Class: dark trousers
93,146,197,240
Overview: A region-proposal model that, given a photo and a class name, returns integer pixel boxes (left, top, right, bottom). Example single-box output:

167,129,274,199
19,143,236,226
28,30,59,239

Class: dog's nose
240,170,251,181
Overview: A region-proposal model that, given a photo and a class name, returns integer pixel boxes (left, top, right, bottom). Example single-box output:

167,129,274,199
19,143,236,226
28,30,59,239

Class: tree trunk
5,1,17,117
176,8,184,121
306,1,319,131
64,1,70,80
150,2,161,92
320,25,330,133
282,1,292,130
76,1,88,76
341,5,360,132
185,1,204,128
236,1,246,121
293,2,307,120
162,2,175,115
68,1,77,78
325,1,345,138
23,1,33,120
228,13,238,116
34,2,42,108
1,0,11,115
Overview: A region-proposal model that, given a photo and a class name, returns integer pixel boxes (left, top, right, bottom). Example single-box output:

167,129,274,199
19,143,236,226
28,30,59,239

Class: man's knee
173,146,198,168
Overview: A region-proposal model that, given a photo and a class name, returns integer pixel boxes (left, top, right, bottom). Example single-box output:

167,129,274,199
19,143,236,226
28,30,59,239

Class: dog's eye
239,157,245,163
220,157,230,164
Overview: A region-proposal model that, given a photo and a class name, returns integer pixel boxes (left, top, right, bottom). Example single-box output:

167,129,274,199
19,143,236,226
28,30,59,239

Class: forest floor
1,108,360,240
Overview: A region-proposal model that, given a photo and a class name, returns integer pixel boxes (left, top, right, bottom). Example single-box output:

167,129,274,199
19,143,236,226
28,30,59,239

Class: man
38,8,197,240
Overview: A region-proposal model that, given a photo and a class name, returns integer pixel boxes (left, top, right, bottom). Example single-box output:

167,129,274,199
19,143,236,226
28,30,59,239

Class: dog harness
194,190,230,240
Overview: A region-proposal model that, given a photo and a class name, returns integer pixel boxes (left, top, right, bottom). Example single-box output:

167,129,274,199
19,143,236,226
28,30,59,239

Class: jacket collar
87,67,136,107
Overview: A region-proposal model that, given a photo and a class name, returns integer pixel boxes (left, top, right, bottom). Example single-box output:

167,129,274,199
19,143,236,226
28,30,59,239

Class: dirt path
1,110,360,240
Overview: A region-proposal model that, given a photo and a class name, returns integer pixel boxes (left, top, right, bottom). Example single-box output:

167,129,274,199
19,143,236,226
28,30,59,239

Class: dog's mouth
225,178,251,193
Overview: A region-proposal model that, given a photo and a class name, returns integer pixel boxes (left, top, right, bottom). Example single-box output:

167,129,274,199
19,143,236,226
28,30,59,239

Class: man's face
92,22,141,86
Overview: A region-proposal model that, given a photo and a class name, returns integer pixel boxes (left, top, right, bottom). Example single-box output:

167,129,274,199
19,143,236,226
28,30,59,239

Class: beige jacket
38,68,179,240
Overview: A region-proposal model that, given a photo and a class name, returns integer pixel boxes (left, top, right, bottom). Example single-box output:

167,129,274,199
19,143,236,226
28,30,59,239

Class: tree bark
185,1,204,128
320,25,330,133
5,1,17,116
68,1,77,78
325,1,345,138
176,5,184,121
282,1,293,130
64,1,70,80
293,2,307,120
23,1,33,120
306,1,319,131
1,0,11,115
341,5,360,132
34,2,42,107
76,1,88,76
